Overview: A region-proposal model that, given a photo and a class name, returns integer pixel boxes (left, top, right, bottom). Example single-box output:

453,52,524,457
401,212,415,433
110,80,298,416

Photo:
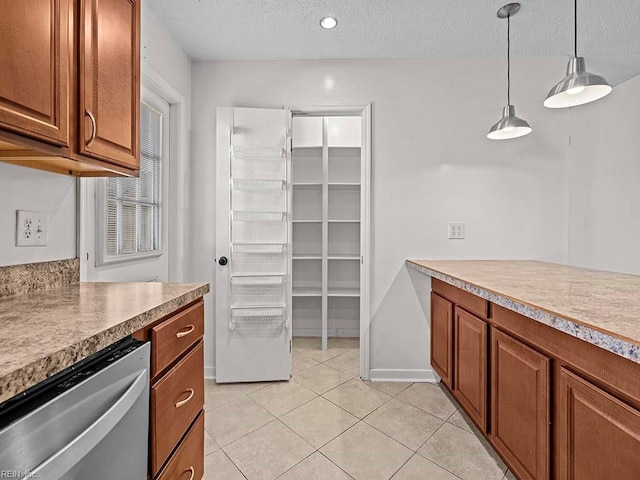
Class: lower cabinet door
156,412,205,480
453,307,487,430
431,293,454,388
556,368,640,480
491,329,550,480
151,342,205,475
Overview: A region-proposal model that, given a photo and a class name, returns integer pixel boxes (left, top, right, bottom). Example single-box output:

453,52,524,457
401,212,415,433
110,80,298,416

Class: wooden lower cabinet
453,306,487,430
556,368,640,480
430,293,454,388
156,413,205,480
431,284,640,480
134,299,205,480
151,342,204,475
491,329,551,480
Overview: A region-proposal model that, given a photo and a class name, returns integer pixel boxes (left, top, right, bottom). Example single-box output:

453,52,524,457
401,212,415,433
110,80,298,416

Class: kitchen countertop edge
406,259,640,365
0,283,210,404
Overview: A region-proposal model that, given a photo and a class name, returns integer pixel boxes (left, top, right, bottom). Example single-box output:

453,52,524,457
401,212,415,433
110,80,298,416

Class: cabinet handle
183,466,195,480
176,324,195,339
175,388,195,408
86,110,96,147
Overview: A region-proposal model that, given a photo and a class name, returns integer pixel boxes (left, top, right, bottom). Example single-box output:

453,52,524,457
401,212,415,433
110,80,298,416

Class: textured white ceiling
148,0,640,84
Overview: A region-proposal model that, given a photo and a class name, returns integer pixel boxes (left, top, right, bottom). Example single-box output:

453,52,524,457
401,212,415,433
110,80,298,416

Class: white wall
142,5,192,110
567,75,640,275
191,58,571,379
0,163,76,266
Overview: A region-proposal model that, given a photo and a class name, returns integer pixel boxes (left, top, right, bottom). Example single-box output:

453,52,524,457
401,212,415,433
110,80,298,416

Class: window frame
95,97,169,267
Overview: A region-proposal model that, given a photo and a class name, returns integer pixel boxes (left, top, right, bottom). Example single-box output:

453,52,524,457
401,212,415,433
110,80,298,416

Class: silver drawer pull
175,388,194,408
176,325,195,338
184,466,194,480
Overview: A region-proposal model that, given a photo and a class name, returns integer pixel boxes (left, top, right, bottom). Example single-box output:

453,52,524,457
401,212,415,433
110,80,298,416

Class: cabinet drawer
156,412,205,480
152,300,204,376
151,341,204,475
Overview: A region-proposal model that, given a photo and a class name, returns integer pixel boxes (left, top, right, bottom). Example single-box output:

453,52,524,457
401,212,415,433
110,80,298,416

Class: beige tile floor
203,337,515,480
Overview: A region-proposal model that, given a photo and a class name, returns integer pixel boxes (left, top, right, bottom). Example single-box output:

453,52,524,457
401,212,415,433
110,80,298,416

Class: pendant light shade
544,0,612,108
543,57,612,108
487,3,532,141
487,105,532,140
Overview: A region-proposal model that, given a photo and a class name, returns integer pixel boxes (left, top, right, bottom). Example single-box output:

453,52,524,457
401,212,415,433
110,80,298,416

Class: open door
215,107,292,382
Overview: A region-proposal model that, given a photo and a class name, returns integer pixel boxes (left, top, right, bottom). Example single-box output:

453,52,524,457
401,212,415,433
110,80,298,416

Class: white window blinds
106,102,162,257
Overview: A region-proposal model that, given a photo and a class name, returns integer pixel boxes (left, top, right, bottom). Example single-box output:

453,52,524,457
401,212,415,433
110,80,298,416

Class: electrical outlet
448,222,465,240
16,210,48,247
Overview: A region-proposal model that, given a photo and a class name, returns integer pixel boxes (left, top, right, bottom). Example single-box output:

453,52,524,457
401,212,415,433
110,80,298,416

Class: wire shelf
232,276,284,285
230,307,286,328
231,251,286,275
233,178,284,191
232,276,286,307
232,222,286,244
233,243,284,254
232,145,284,160
233,211,284,222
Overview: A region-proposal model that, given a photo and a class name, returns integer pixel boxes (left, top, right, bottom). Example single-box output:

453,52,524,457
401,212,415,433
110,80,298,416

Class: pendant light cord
507,14,511,106
574,0,578,57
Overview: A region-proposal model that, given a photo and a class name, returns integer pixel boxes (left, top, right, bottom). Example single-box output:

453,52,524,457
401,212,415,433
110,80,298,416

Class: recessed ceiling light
320,16,338,29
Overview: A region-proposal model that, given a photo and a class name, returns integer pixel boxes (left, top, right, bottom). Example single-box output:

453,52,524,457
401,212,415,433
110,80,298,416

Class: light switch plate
448,222,465,240
16,210,48,247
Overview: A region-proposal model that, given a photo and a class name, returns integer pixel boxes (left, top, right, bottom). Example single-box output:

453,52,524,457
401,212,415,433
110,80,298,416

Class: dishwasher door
0,339,150,480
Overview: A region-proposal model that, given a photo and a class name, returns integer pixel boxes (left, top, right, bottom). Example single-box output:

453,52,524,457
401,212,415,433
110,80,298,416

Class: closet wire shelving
228,141,289,332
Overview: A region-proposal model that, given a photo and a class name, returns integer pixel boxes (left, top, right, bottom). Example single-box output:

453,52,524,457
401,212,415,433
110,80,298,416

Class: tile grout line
387,452,419,480
317,450,357,480
220,448,250,480
412,421,470,480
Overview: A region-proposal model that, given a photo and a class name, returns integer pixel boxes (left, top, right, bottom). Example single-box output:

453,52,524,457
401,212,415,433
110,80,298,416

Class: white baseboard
292,328,360,338
369,368,439,383
204,366,216,380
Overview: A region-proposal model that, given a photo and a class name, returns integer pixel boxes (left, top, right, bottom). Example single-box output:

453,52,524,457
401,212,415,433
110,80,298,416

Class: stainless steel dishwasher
0,338,150,480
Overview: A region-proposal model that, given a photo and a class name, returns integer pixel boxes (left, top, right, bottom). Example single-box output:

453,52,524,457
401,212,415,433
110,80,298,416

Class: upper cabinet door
79,0,140,169
0,0,70,146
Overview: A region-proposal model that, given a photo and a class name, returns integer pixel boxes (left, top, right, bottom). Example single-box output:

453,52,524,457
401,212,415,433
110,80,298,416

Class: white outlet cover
448,222,465,240
16,210,48,247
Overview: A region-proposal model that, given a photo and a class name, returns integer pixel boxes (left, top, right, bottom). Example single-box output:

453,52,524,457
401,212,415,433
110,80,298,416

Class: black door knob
218,256,228,266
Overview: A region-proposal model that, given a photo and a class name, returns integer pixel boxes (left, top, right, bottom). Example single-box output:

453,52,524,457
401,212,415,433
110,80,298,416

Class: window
104,102,162,260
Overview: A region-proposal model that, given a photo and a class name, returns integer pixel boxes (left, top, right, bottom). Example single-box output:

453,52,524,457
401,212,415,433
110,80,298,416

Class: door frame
285,103,372,381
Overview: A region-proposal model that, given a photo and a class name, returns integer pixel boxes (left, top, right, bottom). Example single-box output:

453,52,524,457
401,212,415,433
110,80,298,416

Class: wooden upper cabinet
79,0,140,169
453,306,488,431
491,329,551,480
0,0,70,146
556,368,640,480
430,293,454,389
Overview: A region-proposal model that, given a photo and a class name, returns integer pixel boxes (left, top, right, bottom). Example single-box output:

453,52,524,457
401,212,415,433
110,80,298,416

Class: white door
215,107,292,383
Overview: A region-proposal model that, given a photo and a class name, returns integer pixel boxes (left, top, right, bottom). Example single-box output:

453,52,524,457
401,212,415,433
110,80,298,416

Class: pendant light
543,0,612,108
487,3,532,141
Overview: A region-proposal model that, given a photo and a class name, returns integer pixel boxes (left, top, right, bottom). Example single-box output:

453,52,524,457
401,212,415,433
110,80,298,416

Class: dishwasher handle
31,369,148,480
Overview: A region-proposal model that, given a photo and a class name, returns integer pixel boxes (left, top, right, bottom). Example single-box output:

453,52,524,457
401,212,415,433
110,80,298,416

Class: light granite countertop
407,260,640,364
0,282,210,403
